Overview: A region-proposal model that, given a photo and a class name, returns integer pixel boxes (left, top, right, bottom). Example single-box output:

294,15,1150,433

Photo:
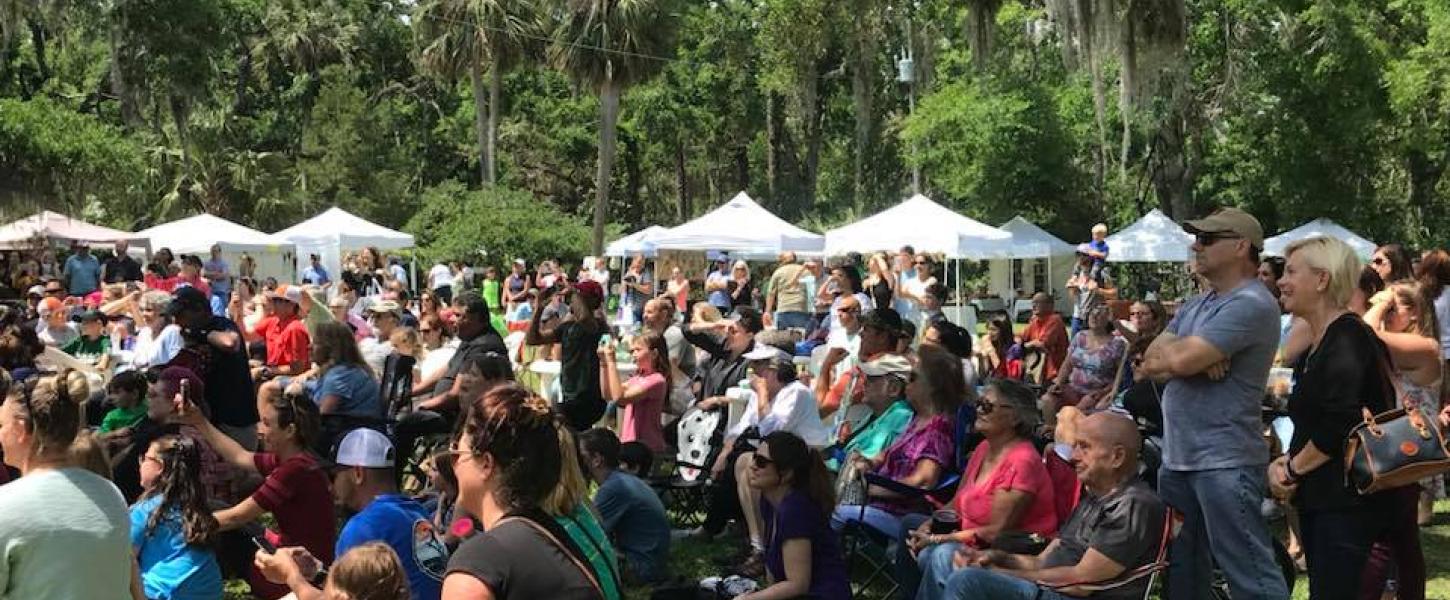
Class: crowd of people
1,209,1448,600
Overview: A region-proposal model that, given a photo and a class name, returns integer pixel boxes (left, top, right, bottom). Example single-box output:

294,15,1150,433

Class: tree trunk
734,145,750,193
108,12,140,127
234,38,252,115
1071,0,1109,196
851,43,872,212
674,141,690,221
1119,19,1136,183
27,18,48,83
469,53,489,187
765,93,779,199
593,78,621,255
801,70,824,217
486,57,502,186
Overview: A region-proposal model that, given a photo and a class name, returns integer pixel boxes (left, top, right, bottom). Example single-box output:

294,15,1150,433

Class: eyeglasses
751,454,775,469
1193,232,1242,247
914,260,928,266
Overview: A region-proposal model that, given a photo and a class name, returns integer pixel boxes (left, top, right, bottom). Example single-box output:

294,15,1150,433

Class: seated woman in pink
599,330,669,452
831,345,965,535
909,379,1059,578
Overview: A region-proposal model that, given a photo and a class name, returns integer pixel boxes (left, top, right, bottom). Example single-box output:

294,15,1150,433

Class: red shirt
177,273,211,297
144,273,178,292
1022,313,1069,382
953,439,1059,544
255,314,310,369
249,452,336,600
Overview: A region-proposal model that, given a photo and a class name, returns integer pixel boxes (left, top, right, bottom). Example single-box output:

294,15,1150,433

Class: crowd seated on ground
3,225,1448,600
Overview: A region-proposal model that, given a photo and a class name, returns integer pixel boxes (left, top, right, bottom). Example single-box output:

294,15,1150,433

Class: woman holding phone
170,379,335,600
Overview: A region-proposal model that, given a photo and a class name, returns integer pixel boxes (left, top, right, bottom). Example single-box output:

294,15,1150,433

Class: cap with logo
269,284,302,304
1183,207,1264,249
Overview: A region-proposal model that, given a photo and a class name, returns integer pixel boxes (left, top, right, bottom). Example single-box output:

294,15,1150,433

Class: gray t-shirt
1042,479,1166,600
1160,279,1279,470
446,518,598,600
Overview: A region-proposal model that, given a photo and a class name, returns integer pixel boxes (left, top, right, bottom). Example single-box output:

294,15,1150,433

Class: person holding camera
166,286,260,450
526,279,609,431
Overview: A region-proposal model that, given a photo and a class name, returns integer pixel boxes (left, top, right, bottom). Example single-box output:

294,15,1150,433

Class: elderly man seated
916,413,1166,600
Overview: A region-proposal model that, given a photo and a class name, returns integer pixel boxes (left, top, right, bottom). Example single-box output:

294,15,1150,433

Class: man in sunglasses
818,308,907,441
1138,207,1288,598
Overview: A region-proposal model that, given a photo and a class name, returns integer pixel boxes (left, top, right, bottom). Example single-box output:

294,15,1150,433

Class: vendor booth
645,192,824,259
1104,209,1194,263
988,216,1077,317
275,207,416,288
0,211,148,250
138,214,297,283
1264,217,1376,260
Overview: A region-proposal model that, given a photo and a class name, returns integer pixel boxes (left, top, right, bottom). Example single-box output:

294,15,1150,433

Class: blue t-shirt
204,258,231,296
313,363,381,418
1161,279,1280,470
302,264,331,285
129,495,224,600
337,494,448,600
594,471,671,583
64,253,101,295
1089,239,1109,270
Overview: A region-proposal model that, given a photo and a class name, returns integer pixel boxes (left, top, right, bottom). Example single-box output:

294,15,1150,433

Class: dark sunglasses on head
1194,232,1242,247
751,454,775,469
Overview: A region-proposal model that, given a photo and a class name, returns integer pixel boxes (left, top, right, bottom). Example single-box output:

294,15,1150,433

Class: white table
529,360,636,403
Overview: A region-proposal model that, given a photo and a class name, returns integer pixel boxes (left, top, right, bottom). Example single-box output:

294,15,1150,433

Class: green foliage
903,78,1084,229
0,97,147,213
405,181,602,267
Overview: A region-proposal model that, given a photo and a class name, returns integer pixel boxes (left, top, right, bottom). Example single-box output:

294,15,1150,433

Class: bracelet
1284,455,1302,483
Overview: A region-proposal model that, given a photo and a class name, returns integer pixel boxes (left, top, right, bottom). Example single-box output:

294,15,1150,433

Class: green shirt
482,279,503,313
99,404,148,433
830,399,914,469
61,335,110,364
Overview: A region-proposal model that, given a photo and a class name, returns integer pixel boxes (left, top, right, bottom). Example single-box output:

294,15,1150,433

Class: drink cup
930,509,960,535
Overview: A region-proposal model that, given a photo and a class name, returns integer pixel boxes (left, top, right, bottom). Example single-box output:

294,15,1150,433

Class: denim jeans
916,543,1071,600
1159,466,1288,600
831,504,904,536
774,311,814,336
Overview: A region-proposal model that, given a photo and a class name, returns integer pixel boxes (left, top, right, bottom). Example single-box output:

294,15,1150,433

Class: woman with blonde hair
285,321,381,419
1270,236,1396,597
863,252,896,312
1357,278,1438,600
254,541,410,600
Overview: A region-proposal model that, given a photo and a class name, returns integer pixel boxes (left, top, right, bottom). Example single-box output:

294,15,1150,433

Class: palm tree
545,0,680,254
414,0,533,186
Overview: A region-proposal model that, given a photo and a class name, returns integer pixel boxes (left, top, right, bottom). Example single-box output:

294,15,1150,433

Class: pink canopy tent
0,211,148,251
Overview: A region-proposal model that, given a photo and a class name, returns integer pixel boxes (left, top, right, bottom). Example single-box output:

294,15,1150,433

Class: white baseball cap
335,428,395,468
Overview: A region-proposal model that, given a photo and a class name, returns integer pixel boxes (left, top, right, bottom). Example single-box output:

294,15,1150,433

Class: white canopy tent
989,216,1078,313
645,192,824,259
604,225,670,258
1104,209,1195,263
139,214,297,282
275,207,415,286
1264,218,1376,260
0,211,149,251
823,194,1016,259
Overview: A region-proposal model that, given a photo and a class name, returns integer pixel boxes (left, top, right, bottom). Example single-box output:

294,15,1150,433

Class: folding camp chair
1041,507,1180,599
650,406,721,528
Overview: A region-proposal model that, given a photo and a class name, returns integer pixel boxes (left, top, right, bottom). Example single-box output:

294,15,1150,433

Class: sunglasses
1194,232,1242,247
751,454,775,469
975,398,1002,416
1371,257,1387,266
836,306,860,314
44,288,64,295
419,328,437,334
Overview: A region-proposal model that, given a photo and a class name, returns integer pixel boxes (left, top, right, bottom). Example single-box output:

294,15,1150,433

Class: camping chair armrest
862,473,926,498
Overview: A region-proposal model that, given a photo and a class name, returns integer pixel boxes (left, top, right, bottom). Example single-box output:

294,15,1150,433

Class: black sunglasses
1194,232,1242,247
751,454,775,469
975,398,1003,416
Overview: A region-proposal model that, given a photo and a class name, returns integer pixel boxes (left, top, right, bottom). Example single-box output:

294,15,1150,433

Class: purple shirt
760,491,851,600
872,414,954,514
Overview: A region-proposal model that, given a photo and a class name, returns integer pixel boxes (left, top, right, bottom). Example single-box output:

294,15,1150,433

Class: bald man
1020,292,1069,383
917,413,1167,600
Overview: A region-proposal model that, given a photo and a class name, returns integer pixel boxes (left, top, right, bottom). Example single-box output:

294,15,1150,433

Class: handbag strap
1361,320,1407,414
495,514,608,600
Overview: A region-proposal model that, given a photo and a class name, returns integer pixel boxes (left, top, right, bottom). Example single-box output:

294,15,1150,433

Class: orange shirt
1022,313,1069,382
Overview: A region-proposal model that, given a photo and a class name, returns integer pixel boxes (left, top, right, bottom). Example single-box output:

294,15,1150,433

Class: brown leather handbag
1344,351,1450,495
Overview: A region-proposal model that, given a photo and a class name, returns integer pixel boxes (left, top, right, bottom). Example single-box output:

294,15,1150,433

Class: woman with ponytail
739,430,850,600
131,434,224,599
0,370,135,597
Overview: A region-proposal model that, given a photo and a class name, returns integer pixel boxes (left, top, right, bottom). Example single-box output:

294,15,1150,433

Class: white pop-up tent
989,216,1078,312
276,207,415,286
1264,218,1376,260
0,211,149,250
646,192,824,259
824,194,1016,259
139,214,296,282
604,225,670,258
1104,209,1195,263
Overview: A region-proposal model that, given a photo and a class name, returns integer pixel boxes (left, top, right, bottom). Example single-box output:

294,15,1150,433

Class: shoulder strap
495,514,610,600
